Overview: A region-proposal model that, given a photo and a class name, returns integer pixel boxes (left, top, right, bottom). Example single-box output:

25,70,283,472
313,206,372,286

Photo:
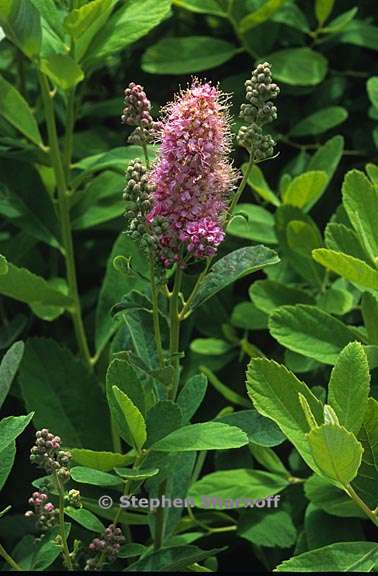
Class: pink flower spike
148,79,237,266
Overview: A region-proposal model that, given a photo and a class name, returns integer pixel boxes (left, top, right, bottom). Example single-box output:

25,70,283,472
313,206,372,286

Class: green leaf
275,541,378,572
231,301,268,330
313,249,378,290
266,47,328,86
126,545,225,572
362,292,378,345
106,356,145,415
12,525,72,571
0,441,16,490
317,285,354,316
244,164,281,207
71,449,134,472
146,401,182,448
151,422,249,452
291,107,348,137
0,256,72,309
352,398,378,509
40,54,84,90
0,255,7,275
325,223,367,261
0,340,24,409
64,0,114,61
200,365,251,408
217,409,285,447
275,206,324,286
328,342,370,435
305,504,364,550
271,1,309,32
315,0,335,26
238,0,284,33
177,374,207,424
71,172,124,230
228,203,277,244
342,169,378,262
142,36,238,74
190,338,232,356
340,20,378,51
0,0,41,58
305,473,363,518
238,509,296,548
0,75,42,146
287,220,323,257
114,467,159,480
191,245,279,311
64,507,105,533
85,0,171,67
20,338,111,450
0,412,33,453
74,146,156,177
283,171,328,210
0,160,61,248
307,424,363,485
70,466,122,487
95,234,146,355
269,304,361,365
172,0,227,17
188,469,288,507
250,279,314,314
112,385,147,453
249,443,289,477
246,357,323,469
321,7,358,33
367,77,378,108
306,135,344,206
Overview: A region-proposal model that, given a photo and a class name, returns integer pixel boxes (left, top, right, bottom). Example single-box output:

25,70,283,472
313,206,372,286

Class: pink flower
147,80,236,265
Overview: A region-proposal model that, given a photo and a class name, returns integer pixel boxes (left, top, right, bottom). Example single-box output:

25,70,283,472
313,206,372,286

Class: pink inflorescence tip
147,80,236,266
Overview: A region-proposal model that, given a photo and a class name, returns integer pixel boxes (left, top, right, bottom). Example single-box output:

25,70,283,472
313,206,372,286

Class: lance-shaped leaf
191,245,279,311
313,249,378,290
112,385,147,453
0,75,43,146
269,304,361,365
0,0,41,58
0,257,72,309
151,422,248,452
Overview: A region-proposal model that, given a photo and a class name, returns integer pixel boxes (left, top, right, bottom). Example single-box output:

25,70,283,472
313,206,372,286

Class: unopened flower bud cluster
25,491,59,531
238,62,279,160
85,523,125,570
122,82,159,145
30,428,71,482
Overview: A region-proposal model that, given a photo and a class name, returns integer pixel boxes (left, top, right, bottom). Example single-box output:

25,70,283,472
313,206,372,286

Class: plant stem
38,72,92,369
63,88,76,181
149,256,164,368
0,543,22,571
168,266,183,401
345,484,378,527
228,152,254,218
54,473,73,570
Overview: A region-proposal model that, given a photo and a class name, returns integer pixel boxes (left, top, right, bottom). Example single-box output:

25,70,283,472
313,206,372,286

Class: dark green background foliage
0,0,377,572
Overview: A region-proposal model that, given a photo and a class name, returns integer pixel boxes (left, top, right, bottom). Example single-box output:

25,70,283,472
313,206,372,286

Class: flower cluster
146,80,235,266
237,62,279,160
30,428,71,483
122,82,158,145
85,524,125,571
25,491,59,531
123,158,155,251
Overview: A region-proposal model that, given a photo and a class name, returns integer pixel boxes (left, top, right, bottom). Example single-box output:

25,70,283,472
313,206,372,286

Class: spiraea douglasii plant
0,0,378,573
